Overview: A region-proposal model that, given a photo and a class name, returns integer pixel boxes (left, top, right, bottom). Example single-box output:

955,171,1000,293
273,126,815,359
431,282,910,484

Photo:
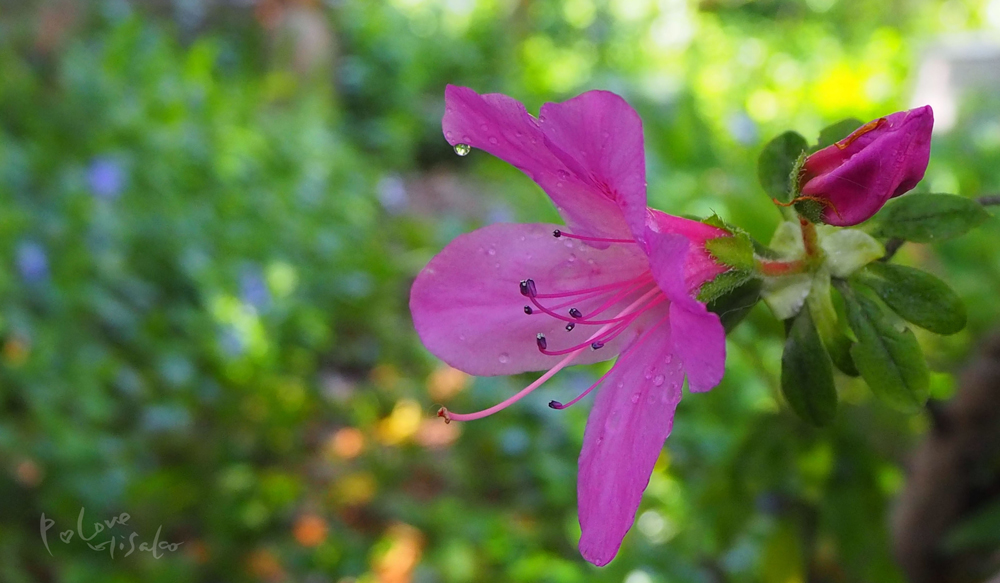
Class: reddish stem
757,258,809,276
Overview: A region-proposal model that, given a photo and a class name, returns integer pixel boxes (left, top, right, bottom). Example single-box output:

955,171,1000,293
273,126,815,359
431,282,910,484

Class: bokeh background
2,0,1000,582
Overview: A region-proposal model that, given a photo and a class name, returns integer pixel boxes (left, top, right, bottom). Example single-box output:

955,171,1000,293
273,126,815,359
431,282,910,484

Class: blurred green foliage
0,1,998,583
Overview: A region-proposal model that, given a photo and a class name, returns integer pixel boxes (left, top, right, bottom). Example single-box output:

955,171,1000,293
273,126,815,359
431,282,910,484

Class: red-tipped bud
800,106,933,226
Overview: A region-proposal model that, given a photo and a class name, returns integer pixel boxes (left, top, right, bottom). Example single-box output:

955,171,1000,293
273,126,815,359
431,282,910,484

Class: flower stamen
548,312,671,410
438,287,662,422
552,230,636,244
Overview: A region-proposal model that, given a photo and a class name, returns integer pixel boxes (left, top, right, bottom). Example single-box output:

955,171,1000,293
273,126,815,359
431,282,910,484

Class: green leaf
702,213,731,231
703,274,761,332
807,269,858,376
762,273,812,320
872,193,990,243
838,282,930,412
856,262,967,335
814,118,864,151
768,221,804,257
705,232,755,270
781,305,838,426
758,131,808,204
819,229,884,278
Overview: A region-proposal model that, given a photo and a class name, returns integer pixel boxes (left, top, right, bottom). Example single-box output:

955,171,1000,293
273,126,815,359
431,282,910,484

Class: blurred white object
912,36,1000,133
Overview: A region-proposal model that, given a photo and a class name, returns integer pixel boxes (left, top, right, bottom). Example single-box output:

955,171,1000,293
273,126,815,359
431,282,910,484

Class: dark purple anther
548,400,563,409
553,229,562,238
536,333,547,350
591,341,604,350
519,279,537,297
565,322,575,332
524,306,533,315
569,308,583,319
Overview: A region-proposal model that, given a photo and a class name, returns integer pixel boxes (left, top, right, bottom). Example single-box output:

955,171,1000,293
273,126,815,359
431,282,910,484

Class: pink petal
669,301,726,392
645,228,727,392
410,222,650,376
537,91,648,242
442,85,632,240
646,210,728,291
577,320,683,566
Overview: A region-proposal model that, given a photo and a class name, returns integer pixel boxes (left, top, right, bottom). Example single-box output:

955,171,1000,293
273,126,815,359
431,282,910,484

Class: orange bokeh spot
15,459,42,487
373,523,425,583
327,427,365,460
247,548,286,582
414,419,461,449
293,514,328,547
426,365,470,401
3,338,30,367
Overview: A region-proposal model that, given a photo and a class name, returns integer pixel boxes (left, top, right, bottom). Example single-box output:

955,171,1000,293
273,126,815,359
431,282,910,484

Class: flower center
438,231,667,423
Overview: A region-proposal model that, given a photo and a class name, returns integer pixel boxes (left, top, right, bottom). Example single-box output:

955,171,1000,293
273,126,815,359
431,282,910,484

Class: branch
881,194,999,262
891,332,1000,583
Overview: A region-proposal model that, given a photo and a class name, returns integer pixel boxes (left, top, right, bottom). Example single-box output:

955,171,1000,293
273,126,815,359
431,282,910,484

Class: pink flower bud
799,106,933,226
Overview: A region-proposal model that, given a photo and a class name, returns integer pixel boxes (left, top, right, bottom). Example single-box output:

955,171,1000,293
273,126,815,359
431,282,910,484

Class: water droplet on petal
556,181,564,188
652,374,665,386
454,143,471,157
557,170,569,179
567,254,576,263
498,353,510,364
480,124,489,132
488,136,499,145
445,130,453,138
644,367,654,380
630,393,640,404
664,355,672,364
487,247,496,256
494,262,500,268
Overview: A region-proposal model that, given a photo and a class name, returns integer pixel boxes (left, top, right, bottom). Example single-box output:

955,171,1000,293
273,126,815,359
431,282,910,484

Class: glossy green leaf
781,305,838,426
814,118,864,151
857,262,967,335
873,193,990,243
807,269,858,376
839,282,929,412
758,131,808,203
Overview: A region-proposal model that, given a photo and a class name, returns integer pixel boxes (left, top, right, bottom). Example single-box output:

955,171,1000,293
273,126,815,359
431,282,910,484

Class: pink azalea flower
410,85,731,566
800,105,933,226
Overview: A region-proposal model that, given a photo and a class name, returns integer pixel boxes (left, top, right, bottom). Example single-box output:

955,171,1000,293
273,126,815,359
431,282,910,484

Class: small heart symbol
60,530,74,543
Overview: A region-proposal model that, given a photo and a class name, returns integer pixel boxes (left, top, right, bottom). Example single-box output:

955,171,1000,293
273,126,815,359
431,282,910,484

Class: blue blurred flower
727,112,759,145
240,266,271,310
87,157,125,199
16,240,49,283
377,174,409,214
